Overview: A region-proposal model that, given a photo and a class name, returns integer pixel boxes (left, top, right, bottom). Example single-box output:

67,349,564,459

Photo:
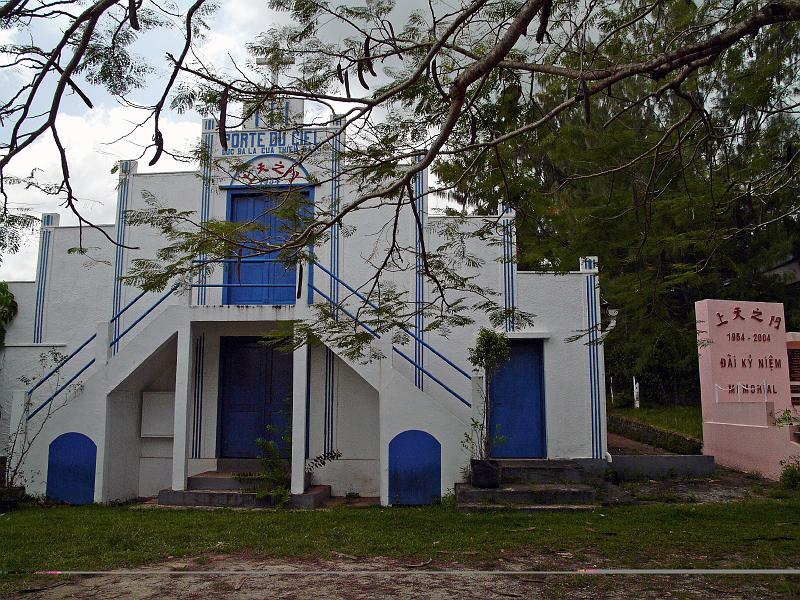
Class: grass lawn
610,404,703,439
2,495,800,584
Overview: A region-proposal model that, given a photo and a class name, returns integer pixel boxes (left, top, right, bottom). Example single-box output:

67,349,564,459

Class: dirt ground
8,552,798,599
607,432,670,455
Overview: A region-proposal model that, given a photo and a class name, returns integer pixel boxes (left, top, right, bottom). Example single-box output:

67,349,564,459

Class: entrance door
224,193,297,305
489,339,546,458
217,337,293,458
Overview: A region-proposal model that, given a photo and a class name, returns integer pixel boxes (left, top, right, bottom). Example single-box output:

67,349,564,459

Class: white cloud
0,105,199,281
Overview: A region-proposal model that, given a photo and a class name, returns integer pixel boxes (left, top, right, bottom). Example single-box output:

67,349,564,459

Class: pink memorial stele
695,299,800,479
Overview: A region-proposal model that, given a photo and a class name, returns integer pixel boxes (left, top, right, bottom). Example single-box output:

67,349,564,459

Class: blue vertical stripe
191,334,205,459
501,205,516,333
112,161,132,354
322,118,343,453
414,159,425,390
586,273,602,458
32,224,52,343
324,347,335,453
197,120,214,305
305,349,311,459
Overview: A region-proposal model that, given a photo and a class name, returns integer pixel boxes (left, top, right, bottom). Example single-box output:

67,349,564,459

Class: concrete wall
307,344,380,497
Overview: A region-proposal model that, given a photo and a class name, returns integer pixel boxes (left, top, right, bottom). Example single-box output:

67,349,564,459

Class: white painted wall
2,114,607,504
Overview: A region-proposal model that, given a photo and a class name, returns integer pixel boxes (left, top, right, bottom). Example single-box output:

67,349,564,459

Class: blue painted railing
190,257,297,301
311,261,471,407
27,284,180,421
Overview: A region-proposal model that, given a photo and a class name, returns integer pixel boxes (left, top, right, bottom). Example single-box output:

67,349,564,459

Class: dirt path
607,432,670,455
9,553,796,599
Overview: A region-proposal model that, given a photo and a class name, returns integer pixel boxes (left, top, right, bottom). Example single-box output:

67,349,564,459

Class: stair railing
189,258,297,303
311,260,471,407
26,283,180,421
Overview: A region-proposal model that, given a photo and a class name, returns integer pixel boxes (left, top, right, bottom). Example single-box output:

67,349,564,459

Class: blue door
46,432,96,504
224,193,297,305
388,430,441,505
218,337,293,458
489,339,546,458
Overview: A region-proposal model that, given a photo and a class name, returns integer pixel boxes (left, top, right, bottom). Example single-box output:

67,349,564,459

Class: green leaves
0,281,17,347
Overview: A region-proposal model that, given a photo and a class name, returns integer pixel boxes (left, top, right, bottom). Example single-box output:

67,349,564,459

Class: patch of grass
610,405,703,440
1,496,800,588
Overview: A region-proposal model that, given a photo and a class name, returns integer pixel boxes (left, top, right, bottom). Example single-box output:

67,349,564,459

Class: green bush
779,458,800,490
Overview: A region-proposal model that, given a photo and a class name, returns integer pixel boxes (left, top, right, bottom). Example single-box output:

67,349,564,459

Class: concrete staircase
158,465,331,509
456,459,603,512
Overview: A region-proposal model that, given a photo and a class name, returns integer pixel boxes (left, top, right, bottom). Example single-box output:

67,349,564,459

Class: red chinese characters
240,159,304,184
714,306,783,330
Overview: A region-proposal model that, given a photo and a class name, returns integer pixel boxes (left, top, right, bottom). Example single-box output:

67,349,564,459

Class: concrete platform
157,485,331,509
455,482,597,505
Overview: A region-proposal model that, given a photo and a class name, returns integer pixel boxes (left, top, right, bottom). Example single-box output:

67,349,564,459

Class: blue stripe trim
32,227,51,343
324,347,334,453
197,124,214,305
501,213,516,333
191,334,205,459
112,161,132,353
586,274,602,458
414,159,425,390
305,348,311,460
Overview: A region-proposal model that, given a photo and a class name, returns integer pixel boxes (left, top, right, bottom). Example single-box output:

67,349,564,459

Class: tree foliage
435,1,800,403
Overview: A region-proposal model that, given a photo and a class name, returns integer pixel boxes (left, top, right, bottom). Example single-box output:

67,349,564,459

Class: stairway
158,466,331,509
456,459,603,512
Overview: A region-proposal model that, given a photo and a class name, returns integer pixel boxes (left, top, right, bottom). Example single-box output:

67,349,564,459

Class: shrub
779,458,800,490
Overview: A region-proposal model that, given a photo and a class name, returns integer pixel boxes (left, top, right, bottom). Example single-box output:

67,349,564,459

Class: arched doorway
46,432,96,504
388,430,441,505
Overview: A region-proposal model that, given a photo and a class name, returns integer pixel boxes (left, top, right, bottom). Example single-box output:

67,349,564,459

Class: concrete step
158,485,332,509
188,471,255,491
458,503,597,513
455,482,597,505
494,459,602,485
158,488,276,508
493,459,578,469
216,458,265,472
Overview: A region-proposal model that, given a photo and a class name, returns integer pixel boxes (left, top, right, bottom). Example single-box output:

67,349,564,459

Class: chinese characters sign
695,300,791,407
235,156,306,185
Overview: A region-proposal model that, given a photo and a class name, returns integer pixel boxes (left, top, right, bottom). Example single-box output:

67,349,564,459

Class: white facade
1,107,607,505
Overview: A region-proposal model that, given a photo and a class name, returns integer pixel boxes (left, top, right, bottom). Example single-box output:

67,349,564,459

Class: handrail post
95,321,113,366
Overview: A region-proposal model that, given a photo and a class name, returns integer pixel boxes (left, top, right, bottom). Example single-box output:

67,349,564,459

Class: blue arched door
388,430,441,505
46,432,96,504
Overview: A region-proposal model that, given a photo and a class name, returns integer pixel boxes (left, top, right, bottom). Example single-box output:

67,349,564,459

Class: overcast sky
0,0,295,280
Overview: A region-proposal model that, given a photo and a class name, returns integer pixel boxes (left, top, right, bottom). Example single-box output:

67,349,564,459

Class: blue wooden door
388,430,441,505
218,337,292,458
224,193,296,305
46,432,96,504
489,339,546,458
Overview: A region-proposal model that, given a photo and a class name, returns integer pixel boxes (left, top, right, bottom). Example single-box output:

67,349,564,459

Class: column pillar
171,325,193,490
290,344,309,495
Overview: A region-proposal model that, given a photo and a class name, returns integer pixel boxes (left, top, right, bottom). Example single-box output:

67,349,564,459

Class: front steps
158,470,331,508
456,459,603,512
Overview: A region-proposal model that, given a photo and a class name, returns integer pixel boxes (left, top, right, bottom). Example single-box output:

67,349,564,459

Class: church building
0,100,608,506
